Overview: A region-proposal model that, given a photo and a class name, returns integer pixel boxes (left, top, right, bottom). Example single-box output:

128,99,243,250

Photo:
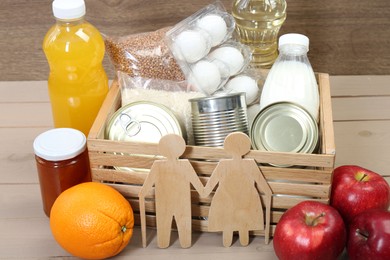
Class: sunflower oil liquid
232,0,287,68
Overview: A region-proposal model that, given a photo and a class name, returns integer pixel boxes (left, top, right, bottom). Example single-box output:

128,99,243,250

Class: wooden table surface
1,77,389,259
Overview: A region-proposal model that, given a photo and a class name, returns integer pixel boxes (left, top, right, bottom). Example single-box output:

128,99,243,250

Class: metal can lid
251,102,318,154
189,92,246,114
105,101,183,144
33,128,86,161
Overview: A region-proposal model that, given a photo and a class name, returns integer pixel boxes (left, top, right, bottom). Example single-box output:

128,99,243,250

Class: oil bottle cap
33,128,87,161
278,33,309,50
52,0,86,20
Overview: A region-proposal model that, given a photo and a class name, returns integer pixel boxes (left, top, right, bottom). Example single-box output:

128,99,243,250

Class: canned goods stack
190,93,249,147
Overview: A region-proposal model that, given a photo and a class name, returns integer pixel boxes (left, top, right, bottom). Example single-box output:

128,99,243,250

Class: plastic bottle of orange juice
43,0,109,136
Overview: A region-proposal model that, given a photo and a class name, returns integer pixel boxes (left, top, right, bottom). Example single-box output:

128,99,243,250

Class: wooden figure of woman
138,134,204,249
202,132,273,247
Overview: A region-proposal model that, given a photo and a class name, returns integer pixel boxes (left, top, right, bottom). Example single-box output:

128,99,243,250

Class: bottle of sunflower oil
43,0,109,136
232,0,287,68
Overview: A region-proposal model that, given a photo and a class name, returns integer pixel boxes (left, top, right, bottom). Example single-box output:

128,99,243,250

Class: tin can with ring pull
105,101,183,171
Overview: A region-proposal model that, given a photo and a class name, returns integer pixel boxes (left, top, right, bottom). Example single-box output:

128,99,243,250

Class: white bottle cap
52,0,86,20
279,33,310,50
33,128,87,161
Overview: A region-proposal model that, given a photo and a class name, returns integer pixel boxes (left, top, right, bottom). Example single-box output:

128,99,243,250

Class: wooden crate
87,72,335,236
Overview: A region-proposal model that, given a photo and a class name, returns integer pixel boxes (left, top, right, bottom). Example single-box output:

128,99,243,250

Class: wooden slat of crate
89,135,334,164
92,169,330,199
101,181,329,235
89,141,335,169
128,197,327,218
87,72,336,237
91,164,332,184
318,73,336,156
110,182,328,218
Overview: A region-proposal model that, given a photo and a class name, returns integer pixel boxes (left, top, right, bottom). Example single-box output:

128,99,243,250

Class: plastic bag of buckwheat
104,27,185,82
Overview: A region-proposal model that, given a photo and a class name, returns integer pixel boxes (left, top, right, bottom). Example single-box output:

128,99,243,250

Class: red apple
273,201,346,260
347,209,390,260
330,165,390,223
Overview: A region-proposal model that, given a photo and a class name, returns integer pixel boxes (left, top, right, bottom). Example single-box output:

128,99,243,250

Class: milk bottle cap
278,33,309,50
52,0,86,20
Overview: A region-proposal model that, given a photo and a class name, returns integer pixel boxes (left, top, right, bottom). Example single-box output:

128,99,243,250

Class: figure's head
224,132,251,157
159,134,186,159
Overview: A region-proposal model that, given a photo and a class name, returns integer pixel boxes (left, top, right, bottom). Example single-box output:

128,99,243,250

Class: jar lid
52,0,86,20
279,33,309,49
33,128,87,161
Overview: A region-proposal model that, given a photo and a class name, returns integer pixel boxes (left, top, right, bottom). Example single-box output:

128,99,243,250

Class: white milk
259,34,319,121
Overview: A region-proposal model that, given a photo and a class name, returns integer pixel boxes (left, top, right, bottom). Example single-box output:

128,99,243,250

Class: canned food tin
190,93,249,147
105,101,183,171
251,102,318,166
106,101,183,142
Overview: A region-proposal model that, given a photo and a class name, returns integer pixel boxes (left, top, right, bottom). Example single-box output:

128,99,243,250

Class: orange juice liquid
43,19,108,136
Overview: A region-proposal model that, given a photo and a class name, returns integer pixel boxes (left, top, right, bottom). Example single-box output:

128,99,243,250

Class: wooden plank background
1,0,390,81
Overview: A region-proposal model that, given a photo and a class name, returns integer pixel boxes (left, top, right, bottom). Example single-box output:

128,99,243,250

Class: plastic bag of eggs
166,2,252,95
167,3,235,63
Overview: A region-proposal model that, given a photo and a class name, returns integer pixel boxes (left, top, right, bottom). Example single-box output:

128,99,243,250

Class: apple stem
356,229,369,241
359,174,368,182
308,212,326,226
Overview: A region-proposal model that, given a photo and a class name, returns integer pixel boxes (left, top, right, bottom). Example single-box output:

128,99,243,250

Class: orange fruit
50,182,134,259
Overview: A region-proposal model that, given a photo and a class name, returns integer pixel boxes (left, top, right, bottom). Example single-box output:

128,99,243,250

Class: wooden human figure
138,134,204,249
202,132,273,246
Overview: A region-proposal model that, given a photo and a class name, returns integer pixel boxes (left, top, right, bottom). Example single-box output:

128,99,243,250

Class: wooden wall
1,0,390,81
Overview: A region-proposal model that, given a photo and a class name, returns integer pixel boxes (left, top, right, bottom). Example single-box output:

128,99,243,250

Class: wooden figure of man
138,134,204,248
202,132,273,247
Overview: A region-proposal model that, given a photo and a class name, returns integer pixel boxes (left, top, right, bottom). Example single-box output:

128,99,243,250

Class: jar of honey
33,128,91,217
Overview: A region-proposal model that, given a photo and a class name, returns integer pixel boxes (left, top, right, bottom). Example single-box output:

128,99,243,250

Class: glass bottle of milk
259,33,319,121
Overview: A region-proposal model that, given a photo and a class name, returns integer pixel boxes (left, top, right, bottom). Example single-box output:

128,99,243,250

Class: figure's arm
251,161,272,196
251,160,273,245
139,163,158,199
202,164,221,198
186,164,204,196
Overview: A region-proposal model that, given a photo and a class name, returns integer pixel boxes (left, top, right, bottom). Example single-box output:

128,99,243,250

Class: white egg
189,60,221,95
174,30,210,63
209,46,245,76
197,14,227,47
211,59,230,79
225,75,259,104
